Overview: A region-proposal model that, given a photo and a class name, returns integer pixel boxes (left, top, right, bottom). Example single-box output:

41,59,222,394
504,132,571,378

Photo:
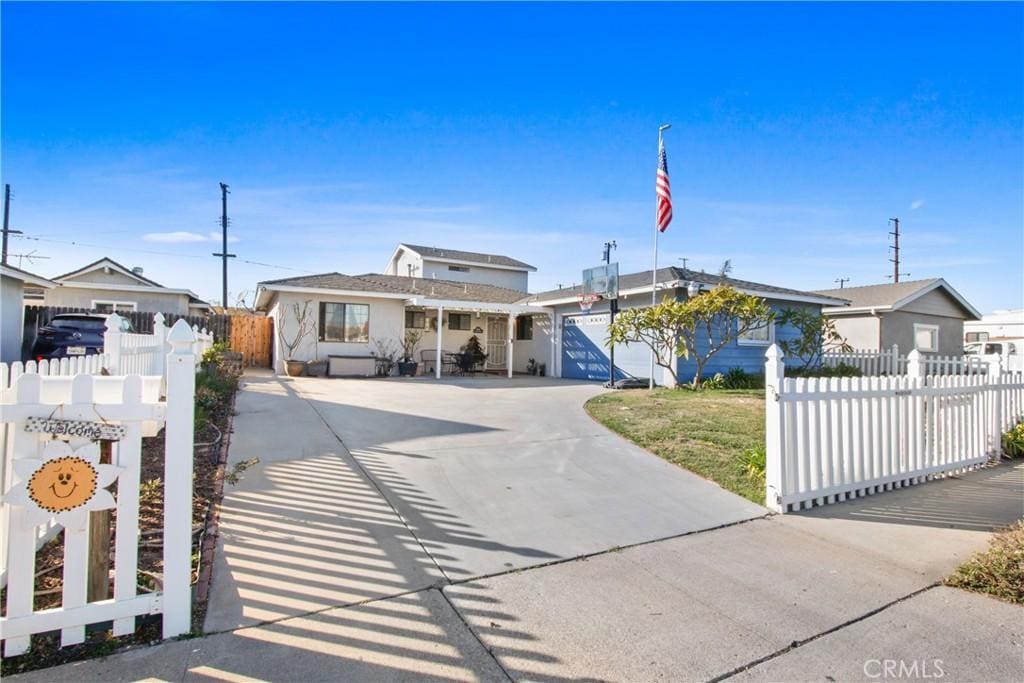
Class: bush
1003,421,1024,458
786,363,862,378
201,341,231,367
945,521,1024,604
722,367,764,389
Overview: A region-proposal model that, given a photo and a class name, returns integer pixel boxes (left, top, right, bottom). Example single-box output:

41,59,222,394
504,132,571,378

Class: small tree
461,335,487,367
277,300,315,361
608,286,773,388
776,308,851,369
401,330,423,362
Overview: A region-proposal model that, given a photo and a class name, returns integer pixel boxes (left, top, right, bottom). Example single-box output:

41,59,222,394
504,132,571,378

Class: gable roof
256,272,529,310
52,257,210,306
54,257,167,288
397,244,536,271
523,266,849,306
813,278,981,319
1,263,57,288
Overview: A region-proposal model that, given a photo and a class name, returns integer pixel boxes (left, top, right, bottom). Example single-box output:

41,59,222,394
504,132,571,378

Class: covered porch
403,297,553,379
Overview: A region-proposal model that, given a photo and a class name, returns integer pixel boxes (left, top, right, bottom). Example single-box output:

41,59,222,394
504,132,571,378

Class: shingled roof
522,267,849,306
813,278,980,319
399,244,535,271
258,272,528,305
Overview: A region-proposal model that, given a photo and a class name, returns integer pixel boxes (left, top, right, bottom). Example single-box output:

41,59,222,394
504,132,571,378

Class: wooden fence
0,321,197,655
765,346,1024,513
22,305,271,368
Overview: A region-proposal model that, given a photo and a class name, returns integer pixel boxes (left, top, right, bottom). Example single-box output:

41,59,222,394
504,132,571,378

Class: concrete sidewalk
8,373,1023,682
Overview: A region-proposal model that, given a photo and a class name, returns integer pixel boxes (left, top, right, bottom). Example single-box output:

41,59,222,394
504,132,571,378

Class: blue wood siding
675,300,819,383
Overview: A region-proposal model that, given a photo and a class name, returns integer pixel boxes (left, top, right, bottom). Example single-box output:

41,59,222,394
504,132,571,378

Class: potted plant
461,335,488,373
397,330,422,376
277,299,315,377
372,338,398,377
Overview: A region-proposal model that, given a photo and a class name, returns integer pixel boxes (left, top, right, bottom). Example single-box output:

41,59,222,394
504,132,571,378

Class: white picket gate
0,320,197,656
765,345,1024,513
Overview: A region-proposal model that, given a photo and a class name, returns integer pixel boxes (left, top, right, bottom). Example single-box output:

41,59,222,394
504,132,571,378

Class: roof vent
132,267,144,276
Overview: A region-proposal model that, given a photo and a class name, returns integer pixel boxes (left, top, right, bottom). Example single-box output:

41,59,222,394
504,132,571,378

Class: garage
561,312,651,381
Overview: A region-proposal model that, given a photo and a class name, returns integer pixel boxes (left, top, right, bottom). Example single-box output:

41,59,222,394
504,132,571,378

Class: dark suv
30,314,135,361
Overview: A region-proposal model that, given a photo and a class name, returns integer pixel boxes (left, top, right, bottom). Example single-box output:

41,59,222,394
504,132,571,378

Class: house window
965,332,989,343
914,324,939,352
515,316,533,340
737,319,773,346
92,300,137,314
319,302,370,343
448,313,471,330
448,265,470,273
405,310,426,329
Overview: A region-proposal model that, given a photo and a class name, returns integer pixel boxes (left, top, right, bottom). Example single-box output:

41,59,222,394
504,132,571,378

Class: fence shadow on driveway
198,372,567,681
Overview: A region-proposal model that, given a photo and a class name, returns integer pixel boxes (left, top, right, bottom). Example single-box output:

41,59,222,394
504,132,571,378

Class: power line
12,234,312,273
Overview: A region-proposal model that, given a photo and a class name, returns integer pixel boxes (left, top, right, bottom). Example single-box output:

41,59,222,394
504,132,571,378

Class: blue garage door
561,313,651,381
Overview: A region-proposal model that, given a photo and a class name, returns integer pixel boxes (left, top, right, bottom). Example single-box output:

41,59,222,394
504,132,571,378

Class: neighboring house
40,257,211,316
255,271,548,376
813,279,981,356
1,264,56,363
523,267,847,384
964,309,1024,343
384,244,536,292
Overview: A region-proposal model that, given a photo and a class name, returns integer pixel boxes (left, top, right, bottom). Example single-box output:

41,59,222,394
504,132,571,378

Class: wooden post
162,320,196,638
104,313,123,374
87,440,113,603
764,344,786,513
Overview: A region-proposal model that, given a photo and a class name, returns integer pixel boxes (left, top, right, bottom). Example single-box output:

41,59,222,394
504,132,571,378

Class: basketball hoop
577,293,601,313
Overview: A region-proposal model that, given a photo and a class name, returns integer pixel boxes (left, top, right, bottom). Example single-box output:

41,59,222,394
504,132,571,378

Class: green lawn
585,388,766,505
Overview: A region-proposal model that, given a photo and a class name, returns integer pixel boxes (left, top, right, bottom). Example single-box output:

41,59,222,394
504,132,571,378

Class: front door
486,316,507,368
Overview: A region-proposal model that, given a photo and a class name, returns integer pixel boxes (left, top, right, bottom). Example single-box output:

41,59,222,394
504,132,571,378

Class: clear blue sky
3,2,1022,312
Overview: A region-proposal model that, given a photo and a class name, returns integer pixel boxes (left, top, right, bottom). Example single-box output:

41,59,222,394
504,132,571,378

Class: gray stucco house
814,278,981,356
39,257,211,315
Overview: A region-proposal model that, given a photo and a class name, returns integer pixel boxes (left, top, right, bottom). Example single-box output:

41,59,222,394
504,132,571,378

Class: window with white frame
92,300,137,314
914,323,939,352
737,319,773,345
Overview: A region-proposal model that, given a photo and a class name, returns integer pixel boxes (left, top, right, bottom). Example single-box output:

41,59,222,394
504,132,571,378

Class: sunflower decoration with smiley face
2,440,123,532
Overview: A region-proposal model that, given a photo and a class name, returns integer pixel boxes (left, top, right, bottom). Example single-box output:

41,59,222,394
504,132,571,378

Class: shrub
1003,421,1024,458
722,367,764,389
945,521,1024,604
201,341,231,367
703,373,727,390
786,363,862,378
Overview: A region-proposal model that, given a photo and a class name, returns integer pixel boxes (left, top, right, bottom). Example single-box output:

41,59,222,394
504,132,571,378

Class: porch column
507,314,515,379
436,305,444,379
549,312,556,378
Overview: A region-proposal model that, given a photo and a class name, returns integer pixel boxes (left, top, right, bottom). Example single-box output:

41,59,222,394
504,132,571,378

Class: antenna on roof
834,277,850,289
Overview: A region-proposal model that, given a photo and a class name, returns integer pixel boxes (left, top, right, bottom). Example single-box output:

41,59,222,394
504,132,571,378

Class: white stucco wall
388,250,424,278
420,259,528,292
1,274,25,363
269,291,406,374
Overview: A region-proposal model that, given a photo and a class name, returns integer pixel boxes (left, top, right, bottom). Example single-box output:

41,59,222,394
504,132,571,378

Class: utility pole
887,217,909,282
834,277,850,289
2,184,23,266
212,183,236,309
678,257,689,271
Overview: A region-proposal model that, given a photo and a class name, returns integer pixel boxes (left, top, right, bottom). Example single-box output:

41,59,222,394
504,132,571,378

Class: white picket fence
765,345,1024,513
106,313,214,377
823,344,991,376
0,320,197,655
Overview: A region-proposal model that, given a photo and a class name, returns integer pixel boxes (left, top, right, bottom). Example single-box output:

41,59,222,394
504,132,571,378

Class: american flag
656,138,673,233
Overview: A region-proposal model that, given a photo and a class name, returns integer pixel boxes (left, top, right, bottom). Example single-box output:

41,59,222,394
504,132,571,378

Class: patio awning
404,297,552,316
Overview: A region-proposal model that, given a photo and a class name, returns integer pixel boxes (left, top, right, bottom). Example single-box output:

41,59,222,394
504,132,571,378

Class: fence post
906,349,923,380
153,312,167,378
162,320,196,639
764,344,786,513
890,343,900,375
988,355,1004,460
104,313,123,374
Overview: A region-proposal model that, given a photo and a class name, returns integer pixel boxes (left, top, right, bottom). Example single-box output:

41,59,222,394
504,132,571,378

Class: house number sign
25,417,125,441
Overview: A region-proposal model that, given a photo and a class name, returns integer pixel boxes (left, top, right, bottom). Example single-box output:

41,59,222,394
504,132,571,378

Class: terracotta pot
285,360,306,377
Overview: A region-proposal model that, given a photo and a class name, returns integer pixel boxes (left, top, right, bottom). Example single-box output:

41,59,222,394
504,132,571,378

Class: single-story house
1,264,56,363
813,278,981,356
37,257,211,316
523,267,848,384
256,244,847,384
384,243,536,292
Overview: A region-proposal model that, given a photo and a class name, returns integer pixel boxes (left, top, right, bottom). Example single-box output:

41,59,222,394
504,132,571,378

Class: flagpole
651,124,671,389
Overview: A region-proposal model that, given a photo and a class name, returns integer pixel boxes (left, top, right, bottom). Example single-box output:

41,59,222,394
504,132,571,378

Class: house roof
522,266,850,306
256,272,530,310
52,257,211,306
397,244,536,271
1,263,57,288
814,278,981,319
